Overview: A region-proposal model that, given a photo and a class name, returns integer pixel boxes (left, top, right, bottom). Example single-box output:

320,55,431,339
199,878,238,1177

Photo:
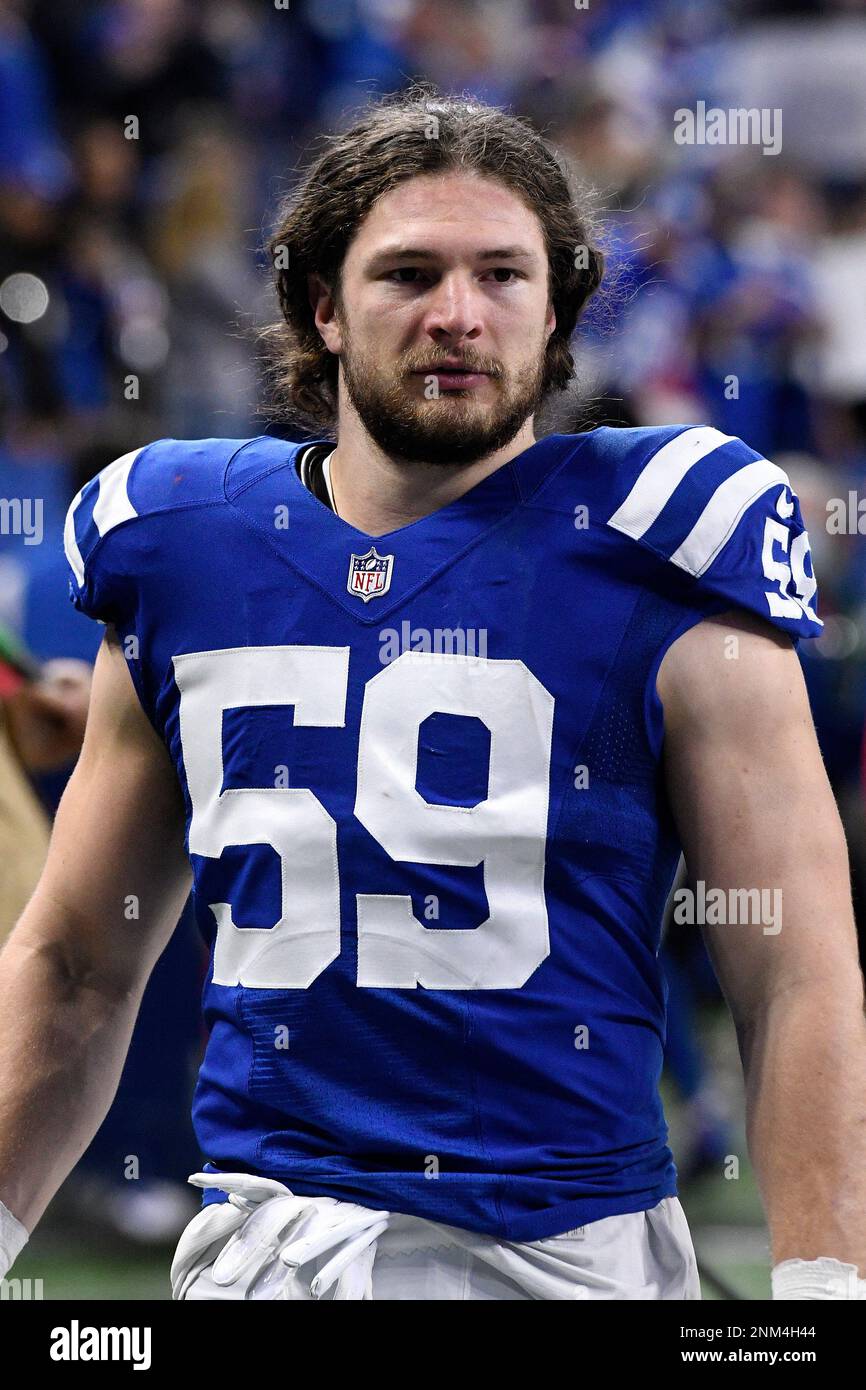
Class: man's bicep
16,627,192,992
657,610,859,1025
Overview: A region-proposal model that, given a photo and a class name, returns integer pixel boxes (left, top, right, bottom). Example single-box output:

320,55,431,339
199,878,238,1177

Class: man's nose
422,273,483,342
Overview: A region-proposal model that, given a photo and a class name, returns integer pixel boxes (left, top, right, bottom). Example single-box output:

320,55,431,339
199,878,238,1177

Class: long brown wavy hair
258,81,605,436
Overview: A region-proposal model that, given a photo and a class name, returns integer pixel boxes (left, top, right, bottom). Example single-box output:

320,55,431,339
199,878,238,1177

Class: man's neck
327,411,538,537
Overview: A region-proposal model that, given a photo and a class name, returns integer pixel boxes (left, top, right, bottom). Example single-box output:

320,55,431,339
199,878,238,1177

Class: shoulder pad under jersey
600,424,821,641
63,436,259,623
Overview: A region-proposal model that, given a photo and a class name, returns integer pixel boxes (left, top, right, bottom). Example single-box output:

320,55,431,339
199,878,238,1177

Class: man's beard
338,329,550,466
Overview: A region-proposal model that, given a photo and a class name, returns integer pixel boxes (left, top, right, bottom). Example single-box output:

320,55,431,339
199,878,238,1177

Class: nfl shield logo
347,546,395,602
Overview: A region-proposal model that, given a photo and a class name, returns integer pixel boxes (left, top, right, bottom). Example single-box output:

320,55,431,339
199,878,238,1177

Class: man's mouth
412,364,492,390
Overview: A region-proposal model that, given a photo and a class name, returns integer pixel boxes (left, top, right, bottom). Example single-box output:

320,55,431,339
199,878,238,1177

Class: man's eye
389,268,427,284
387,268,521,285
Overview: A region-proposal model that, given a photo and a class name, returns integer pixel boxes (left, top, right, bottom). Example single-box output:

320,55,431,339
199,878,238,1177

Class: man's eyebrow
366,244,540,267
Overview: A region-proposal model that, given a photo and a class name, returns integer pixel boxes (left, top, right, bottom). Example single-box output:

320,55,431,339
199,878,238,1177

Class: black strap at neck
298,443,335,511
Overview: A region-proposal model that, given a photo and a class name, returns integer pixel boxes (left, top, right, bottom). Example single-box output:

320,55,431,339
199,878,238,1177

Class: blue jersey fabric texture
64,425,821,1241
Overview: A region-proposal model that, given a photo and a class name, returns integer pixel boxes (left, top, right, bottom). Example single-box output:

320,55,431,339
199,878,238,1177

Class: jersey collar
225,432,575,624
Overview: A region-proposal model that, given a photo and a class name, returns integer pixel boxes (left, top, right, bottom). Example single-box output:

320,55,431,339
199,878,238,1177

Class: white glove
772,1256,866,1299
0,1198,29,1280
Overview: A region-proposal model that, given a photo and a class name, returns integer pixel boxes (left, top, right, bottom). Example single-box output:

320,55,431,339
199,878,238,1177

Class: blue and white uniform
64,425,820,1286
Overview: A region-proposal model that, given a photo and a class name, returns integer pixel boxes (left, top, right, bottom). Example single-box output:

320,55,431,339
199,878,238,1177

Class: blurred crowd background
2,0,866,1298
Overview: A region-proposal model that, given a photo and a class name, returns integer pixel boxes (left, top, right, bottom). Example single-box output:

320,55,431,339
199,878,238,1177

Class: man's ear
308,273,342,354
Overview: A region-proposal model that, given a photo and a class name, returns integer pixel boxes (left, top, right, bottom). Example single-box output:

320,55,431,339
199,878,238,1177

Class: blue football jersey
64,425,821,1241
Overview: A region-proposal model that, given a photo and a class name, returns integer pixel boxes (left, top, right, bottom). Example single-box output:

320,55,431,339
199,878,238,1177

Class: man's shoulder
561,423,823,644
63,435,300,579
560,422,773,535
62,435,302,623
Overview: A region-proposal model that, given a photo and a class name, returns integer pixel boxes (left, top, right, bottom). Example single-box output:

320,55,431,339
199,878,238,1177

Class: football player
1,85,865,1300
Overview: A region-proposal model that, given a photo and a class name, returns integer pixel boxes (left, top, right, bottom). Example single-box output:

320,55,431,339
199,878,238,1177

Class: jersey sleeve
605,425,821,642
63,447,145,626
63,435,244,627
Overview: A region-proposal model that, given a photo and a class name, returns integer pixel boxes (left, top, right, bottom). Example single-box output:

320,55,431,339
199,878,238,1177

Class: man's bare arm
658,609,866,1275
0,626,191,1233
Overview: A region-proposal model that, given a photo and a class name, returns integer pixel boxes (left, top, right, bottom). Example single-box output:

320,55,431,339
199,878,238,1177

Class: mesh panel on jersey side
553,585,690,914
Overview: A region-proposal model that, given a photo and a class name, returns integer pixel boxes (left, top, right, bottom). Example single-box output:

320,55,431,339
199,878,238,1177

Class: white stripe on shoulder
63,484,87,587
607,427,737,538
92,449,141,537
63,448,142,589
669,459,789,576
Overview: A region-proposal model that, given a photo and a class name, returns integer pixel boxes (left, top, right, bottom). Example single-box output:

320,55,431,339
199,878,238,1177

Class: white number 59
174,647,554,992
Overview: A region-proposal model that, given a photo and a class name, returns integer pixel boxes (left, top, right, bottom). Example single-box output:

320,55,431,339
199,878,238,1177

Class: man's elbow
1,898,140,1012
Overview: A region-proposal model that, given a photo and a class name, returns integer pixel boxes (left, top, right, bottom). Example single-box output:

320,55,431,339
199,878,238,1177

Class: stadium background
2,0,866,1300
